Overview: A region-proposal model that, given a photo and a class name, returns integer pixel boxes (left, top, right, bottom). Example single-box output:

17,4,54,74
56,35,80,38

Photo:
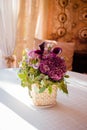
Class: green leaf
39,86,46,93
41,80,45,86
64,75,69,78
18,73,25,79
48,86,52,94
61,84,68,94
57,80,68,94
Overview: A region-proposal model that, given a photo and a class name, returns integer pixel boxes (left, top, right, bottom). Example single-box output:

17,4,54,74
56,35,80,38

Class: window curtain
14,0,51,66
0,0,19,68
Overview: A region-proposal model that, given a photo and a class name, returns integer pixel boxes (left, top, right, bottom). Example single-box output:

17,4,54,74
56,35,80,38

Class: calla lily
35,50,43,55
35,42,46,58
52,47,62,54
39,42,45,52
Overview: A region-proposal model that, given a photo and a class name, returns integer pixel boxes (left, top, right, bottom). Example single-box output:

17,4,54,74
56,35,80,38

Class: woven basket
29,84,57,106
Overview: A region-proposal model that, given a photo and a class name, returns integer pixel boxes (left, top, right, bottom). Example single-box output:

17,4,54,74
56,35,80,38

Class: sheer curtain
14,0,50,66
0,0,19,68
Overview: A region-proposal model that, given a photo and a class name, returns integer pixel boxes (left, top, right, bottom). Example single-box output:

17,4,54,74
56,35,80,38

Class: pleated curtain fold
14,0,51,66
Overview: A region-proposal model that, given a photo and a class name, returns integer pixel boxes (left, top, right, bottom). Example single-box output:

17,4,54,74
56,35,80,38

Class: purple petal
39,42,45,52
35,50,43,55
52,47,62,54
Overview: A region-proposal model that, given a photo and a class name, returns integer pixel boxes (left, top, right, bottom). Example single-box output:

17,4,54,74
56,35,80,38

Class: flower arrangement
18,41,69,95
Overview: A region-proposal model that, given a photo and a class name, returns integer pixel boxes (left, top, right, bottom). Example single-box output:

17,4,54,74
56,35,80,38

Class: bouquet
18,41,69,95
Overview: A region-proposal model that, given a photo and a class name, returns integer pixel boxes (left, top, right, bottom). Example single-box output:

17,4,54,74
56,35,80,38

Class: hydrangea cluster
39,53,66,81
18,41,69,94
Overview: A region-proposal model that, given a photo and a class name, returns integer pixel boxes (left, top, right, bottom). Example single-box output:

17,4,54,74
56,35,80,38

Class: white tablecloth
0,68,87,130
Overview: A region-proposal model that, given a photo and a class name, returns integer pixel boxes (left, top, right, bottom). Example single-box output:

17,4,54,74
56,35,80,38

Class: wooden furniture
72,50,87,73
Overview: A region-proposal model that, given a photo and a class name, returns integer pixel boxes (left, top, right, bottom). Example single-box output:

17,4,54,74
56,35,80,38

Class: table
0,68,87,130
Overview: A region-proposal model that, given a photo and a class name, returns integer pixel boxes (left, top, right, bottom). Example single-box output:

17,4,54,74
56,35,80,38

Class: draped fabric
0,0,19,68
0,0,53,67
14,0,50,66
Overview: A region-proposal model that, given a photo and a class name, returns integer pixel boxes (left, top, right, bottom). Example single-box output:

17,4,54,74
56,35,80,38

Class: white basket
30,84,57,106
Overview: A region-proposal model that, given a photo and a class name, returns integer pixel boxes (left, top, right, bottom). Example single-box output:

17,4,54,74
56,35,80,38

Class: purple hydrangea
28,50,39,59
27,50,40,69
39,52,66,81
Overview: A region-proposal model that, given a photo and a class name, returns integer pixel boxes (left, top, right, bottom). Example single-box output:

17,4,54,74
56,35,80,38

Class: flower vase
29,84,57,107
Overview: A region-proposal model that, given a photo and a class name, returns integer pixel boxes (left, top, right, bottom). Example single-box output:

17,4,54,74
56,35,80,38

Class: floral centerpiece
18,41,69,106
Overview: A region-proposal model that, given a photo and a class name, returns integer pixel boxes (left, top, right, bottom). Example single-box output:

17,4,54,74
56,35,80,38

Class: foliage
18,42,69,94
